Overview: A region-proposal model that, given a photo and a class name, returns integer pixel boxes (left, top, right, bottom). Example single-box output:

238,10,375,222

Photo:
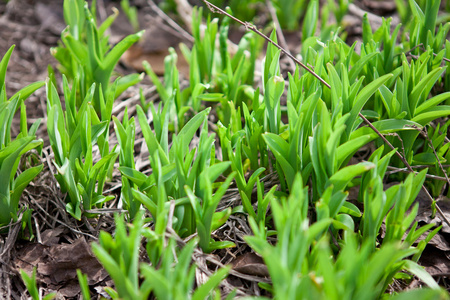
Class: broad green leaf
347,74,392,136
77,270,91,300
0,45,14,92
241,192,257,219
208,240,236,250
389,288,449,300
114,73,144,99
211,208,232,231
170,107,211,158
415,92,450,115
421,0,441,44
11,164,43,208
403,260,439,289
336,135,372,167
333,214,355,231
131,189,155,217
0,136,34,196
63,34,89,64
339,201,362,217
136,105,169,165
196,93,225,102
263,133,289,156
326,162,375,193
56,159,81,220
20,268,41,300
11,81,45,103
412,106,450,125
412,152,441,165
205,162,231,184
263,133,296,189
350,119,422,140
410,67,445,116
349,52,378,83
409,0,425,23
362,14,373,45
302,0,318,42
98,6,119,36
92,242,135,298
101,30,144,75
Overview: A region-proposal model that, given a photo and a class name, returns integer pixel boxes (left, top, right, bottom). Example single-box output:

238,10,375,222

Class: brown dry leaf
415,195,450,234
40,227,67,246
419,246,450,276
14,243,47,276
231,252,269,277
418,232,450,252
120,19,190,76
14,237,108,298
57,280,83,298
39,238,108,285
121,45,189,76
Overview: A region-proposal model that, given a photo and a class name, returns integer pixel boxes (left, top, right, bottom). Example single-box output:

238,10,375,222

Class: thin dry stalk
147,0,194,43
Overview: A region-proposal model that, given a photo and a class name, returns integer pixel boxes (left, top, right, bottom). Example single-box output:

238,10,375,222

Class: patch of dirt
14,236,110,298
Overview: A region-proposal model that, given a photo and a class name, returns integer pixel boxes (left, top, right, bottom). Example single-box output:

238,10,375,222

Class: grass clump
7,0,450,298
0,45,44,228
